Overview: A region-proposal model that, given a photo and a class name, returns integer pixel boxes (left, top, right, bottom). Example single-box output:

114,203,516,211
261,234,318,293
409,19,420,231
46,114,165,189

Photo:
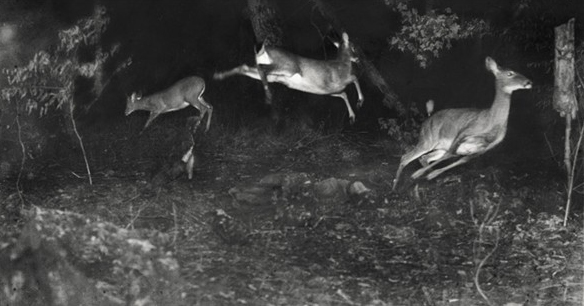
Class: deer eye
507,71,515,77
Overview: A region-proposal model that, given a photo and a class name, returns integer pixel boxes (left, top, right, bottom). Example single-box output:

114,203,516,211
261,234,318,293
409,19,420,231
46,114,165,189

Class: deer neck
136,95,158,110
337,45,351,63
488,84,512,126
333,46,353,78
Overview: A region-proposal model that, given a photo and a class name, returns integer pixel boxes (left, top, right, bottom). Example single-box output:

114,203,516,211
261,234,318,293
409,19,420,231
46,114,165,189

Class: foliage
378,104,427,149
497,0,576,58
0,5,129,183
1,6,119,120
389,3,488,68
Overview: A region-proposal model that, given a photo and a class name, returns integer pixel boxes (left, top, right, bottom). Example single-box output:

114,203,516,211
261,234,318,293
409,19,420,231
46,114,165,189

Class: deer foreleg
143,111,161,130
197,96,213,132
411,152,456,180
426,155,474,180
330,91,356,124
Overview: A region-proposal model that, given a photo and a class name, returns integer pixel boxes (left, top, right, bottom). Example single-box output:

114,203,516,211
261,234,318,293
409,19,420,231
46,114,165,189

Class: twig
15,112,26,206
82,58,132,113
543,132,560,165
564,120,584,226
472,197,501,306
69,102,92,185
172,201,178,247
474,227,499,306
126,199,149,230
336,289,356,305
563,115,572,174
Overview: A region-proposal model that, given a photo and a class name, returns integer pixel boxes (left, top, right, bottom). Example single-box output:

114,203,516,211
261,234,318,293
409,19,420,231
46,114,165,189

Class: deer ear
485,57,499,73
342,32,349,45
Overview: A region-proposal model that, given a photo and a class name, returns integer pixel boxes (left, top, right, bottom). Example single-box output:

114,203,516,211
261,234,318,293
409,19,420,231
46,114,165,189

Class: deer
213,32,364,123
125,76,213,132
392,57,532,191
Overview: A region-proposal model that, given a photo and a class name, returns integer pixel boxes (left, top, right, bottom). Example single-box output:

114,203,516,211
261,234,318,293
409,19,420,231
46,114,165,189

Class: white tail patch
426,99,434,117
255,45,272,65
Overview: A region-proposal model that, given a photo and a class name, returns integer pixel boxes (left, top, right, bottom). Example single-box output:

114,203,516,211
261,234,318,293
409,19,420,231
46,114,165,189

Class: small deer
125,76,213,132
213,32,363,123
392,57,532,191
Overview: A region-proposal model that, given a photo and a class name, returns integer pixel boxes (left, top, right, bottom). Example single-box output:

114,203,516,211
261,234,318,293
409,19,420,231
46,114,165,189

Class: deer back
255,33,356,95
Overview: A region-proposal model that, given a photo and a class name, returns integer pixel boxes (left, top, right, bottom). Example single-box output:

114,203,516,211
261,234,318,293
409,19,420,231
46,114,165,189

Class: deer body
392,57,532,191
213,33,363,123
125,76,213,131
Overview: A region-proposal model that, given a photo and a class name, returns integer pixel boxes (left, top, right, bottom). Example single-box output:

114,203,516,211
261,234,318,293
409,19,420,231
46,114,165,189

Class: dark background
1,0,583,151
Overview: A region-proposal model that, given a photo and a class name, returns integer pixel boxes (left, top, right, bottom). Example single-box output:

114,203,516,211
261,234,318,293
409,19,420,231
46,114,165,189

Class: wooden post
553,18,578,226
554,18,577,172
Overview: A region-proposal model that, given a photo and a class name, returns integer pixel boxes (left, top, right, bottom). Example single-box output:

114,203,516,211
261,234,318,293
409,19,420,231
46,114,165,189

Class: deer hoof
426,171,440,181
411,168,424,180
213,72,223,80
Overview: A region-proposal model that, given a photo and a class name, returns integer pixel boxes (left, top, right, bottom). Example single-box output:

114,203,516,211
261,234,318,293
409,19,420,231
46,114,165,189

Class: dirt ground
0,120,582,306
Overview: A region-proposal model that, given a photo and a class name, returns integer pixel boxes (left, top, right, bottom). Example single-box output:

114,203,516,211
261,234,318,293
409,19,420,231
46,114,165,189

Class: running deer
125,76,213,132
392,57,532,191
213,32,364,123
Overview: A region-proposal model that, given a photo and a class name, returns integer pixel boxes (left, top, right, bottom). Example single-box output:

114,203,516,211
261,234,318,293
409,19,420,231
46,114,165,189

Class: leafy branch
390,3,488,68
1,5,130,186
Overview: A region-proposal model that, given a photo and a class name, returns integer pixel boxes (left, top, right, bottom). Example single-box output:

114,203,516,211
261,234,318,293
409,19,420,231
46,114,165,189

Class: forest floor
0,119,582,306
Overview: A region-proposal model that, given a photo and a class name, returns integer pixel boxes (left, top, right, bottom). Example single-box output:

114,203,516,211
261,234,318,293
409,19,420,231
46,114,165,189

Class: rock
349,181,371,195
0,222,122,306
314,178,349,201
228,185,274,205
0,208,189,306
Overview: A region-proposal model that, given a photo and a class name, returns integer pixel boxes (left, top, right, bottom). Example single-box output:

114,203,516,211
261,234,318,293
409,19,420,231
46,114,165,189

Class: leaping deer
213,32,364,123
392,57,532,191
125,76,213,132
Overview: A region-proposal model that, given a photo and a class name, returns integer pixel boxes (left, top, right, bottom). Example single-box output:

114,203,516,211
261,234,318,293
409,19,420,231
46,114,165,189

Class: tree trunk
247,0,286,130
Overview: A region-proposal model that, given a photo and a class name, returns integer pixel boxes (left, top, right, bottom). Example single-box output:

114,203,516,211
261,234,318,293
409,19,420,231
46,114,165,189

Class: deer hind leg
393,145,435,191
352,78,364,109
197,96,213,132
419,149,446,167
213,64,262,81
330,92,356,124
